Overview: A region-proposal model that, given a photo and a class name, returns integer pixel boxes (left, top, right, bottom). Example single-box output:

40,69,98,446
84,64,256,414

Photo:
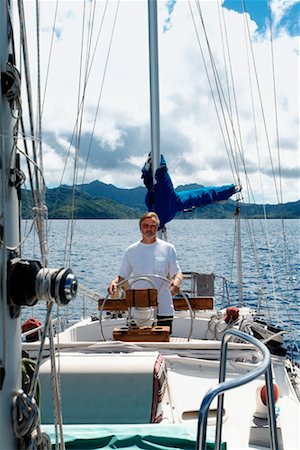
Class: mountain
22,185,141,219
77,180,146,210
21,181,300,219
176,199,300,219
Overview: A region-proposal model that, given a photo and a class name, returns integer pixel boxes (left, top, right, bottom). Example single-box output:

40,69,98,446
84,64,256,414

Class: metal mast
148,0,165,238
0,1,21,447
148,0,161,184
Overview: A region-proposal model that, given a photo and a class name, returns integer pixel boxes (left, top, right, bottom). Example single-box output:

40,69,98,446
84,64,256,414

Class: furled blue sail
142,155,237,229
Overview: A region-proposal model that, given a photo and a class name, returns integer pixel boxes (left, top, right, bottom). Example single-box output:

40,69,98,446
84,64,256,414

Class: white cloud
42,144,66,185
14,0,299,204
271,0,299,30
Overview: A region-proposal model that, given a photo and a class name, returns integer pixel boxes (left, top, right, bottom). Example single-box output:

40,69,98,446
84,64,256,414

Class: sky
14,0,299,204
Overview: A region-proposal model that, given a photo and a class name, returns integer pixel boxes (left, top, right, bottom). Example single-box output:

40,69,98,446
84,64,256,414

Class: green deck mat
42,424,226,449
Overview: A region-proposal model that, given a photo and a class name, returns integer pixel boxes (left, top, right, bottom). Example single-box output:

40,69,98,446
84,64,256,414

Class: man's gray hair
139,212,160,228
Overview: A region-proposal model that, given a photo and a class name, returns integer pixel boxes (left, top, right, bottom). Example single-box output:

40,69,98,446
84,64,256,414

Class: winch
8,258,78,307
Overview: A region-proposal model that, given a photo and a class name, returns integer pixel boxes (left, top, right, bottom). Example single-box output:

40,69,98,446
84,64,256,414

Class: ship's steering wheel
99,274,194,341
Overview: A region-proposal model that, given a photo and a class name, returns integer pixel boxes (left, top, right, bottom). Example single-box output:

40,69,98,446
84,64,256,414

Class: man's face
140,217,158,239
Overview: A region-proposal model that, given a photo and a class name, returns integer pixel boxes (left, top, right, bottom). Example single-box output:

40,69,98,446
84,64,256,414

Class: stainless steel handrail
21,316,63,340
196,329,279,450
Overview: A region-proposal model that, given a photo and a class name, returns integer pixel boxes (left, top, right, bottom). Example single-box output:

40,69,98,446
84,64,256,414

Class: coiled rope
11,390,51,450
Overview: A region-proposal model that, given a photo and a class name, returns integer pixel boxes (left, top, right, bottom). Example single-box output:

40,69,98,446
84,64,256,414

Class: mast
0,0,21,447
148,0,161,184
148,0,165,238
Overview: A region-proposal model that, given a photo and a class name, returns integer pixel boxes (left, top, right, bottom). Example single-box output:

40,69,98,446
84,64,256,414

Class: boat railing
182,272,231,309
22,317,63,341
214,274,231,308
77,284,104,318
182,272,214,296
196,328,279,450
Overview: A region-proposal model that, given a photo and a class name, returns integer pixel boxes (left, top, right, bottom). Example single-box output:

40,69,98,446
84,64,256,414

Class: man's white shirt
119,238,181,316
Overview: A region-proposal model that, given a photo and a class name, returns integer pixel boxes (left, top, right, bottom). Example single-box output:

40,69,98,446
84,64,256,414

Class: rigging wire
217,2,233,127
47,0,110,236
190,0,248,304
60,0,107,325
14,1,65,446
36,3,64,442
242,2,281,205
234,1,296,328
189,0,298,337
41,0,110,262
17,142,47,234
239,4,275,319
41,0,59,119
17,0,40,193
10,1,39,220
236,5,282,321
241,0,296,329
67,0,101,258
265,1,297,335
17,0,49,264
217,0,243,181
64,0,99,268
9,6,38,216
63,0,89,269
63,0,119,267
191,0,260,208
237,0,297,335
266,0,295,280
81,0,120,185
267,1,283,205
35,0,48,270
20,118,38,207
193,0,243,183
188,1,238,183
35,0,43,180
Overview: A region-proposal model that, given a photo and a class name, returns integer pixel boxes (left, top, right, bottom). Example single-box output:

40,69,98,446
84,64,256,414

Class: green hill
21,182,300,219
77,180,146,210
22,185,141,219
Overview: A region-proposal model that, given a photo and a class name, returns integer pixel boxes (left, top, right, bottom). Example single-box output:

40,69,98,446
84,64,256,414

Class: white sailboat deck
24,313,300,450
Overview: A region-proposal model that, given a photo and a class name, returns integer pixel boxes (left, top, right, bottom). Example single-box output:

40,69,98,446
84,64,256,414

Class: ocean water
22,218,300,355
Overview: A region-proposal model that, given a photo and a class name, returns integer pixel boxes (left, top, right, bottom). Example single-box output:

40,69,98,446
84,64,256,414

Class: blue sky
223,0,300,35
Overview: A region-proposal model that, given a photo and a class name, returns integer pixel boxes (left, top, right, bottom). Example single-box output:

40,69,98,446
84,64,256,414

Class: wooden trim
126,289,158,307
98,298,128,311
113,326,169,342
173,297,214,311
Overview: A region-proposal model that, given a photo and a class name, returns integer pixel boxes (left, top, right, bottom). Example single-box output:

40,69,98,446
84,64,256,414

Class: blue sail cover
142,155,237,229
